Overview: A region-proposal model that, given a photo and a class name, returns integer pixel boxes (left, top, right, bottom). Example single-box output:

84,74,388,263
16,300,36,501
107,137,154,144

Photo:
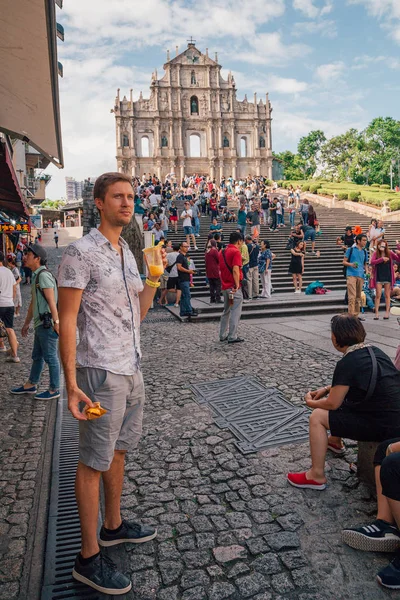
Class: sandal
374,317,379,320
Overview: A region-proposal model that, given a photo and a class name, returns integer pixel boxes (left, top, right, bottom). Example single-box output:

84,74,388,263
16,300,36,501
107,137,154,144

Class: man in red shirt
219,231,244,343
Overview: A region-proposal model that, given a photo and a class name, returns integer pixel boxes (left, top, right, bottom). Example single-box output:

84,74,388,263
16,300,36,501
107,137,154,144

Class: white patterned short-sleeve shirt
58,228,143,375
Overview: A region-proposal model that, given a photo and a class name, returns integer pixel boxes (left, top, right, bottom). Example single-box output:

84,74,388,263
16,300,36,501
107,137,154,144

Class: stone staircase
164,203,400,321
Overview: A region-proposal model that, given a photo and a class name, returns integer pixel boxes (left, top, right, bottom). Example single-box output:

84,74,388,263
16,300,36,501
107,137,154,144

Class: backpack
344,246,367,277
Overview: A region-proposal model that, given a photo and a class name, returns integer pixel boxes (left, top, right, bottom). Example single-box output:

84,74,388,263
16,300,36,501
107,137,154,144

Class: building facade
65,177,83,202
113,42,273,182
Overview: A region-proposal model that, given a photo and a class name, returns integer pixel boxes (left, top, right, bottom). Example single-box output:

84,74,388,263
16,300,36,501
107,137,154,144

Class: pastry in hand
84,402,107,420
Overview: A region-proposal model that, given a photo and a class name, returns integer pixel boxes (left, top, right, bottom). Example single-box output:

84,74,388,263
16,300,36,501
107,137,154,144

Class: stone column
219,160,224,182
169,120,174,157
130,120,136,157
156,160,161,179
209,160,215,181
207,120,213,151
154,119,160,157
178,119,184,153
267,118,272,151
218,123,222,149
207,66,211,88
232,160,237,180
255,160,261,177
230,121,236,154
116,119,121,150
180,161,185,182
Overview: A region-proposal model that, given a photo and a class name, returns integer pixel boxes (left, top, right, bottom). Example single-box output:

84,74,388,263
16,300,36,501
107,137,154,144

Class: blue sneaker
34,390,60,400
10,385,37,395
377,553,400,589
72,553,132,595
99,520,157,547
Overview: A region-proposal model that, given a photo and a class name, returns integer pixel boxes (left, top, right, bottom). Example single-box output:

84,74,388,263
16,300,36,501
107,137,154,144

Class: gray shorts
76,367,145,472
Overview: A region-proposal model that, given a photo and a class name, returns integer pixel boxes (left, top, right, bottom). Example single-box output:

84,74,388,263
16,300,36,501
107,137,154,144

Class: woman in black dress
370,239,400,319
289,241,305,294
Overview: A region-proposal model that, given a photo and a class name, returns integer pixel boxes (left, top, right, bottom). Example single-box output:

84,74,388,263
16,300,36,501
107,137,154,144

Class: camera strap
35,268,57,314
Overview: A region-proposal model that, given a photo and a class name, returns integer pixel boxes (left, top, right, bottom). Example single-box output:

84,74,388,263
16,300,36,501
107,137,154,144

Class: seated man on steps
287,314,400,491
342,438,400,590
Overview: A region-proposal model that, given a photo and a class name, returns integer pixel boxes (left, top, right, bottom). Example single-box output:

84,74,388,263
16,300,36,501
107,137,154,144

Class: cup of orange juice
143,245,164,277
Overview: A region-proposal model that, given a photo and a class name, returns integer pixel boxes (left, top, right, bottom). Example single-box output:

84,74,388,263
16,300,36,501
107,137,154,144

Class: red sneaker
327,442,345,455
287,472,327,490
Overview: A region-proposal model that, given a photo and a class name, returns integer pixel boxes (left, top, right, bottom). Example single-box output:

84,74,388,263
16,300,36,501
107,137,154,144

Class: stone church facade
113,42,273,182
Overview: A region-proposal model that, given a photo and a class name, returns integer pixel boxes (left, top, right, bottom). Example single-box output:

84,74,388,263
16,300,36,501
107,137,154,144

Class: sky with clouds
46,0,400,198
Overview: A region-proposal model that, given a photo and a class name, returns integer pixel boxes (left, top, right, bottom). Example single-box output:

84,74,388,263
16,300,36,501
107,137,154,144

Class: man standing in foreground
343,233,368,320
219,231,244,343
58,172,166,595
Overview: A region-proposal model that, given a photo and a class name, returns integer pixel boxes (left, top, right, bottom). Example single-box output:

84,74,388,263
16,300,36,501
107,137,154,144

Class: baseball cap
26,243,47,262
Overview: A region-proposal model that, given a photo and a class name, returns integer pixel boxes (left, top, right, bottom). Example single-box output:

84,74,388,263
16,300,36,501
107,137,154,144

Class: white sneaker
6,356,20,363
194,246,199,250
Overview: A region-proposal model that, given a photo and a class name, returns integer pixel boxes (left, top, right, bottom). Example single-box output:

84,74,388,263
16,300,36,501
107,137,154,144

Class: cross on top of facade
187,36,196,45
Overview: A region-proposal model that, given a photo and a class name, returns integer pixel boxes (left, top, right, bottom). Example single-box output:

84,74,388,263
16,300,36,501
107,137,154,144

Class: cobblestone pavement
111,317,395,600
1,242,395,600
0,246,61,600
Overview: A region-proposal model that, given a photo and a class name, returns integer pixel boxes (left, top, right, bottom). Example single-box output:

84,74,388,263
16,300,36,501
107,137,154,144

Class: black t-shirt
261,197,270,209
341,234,355,248
176,253,190,281
154,185,161,194
332,347,400,422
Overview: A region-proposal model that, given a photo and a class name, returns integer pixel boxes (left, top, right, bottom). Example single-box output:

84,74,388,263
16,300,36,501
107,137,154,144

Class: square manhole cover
190,376,310,454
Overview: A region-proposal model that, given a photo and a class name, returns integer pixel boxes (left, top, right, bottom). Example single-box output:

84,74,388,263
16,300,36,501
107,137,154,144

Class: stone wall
82,180,98,235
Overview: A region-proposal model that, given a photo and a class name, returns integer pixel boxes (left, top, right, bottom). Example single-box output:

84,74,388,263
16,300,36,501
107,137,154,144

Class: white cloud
315,61,345,83
236,32,312,65
293,0,333,18
349,0,400,43
62,0,286,47
269,75,308,94
292,18,337,38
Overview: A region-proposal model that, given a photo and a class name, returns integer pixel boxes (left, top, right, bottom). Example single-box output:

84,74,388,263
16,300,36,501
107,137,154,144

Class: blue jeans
277,213,284,226
302,212,308,225
194,217,200,235
29,325,60,391
238,224,246,237
179,281,193,316
289,211,295,227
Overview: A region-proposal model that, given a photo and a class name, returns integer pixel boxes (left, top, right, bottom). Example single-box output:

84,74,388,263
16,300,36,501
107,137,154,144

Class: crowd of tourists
336,218,400,320
2,172,400,594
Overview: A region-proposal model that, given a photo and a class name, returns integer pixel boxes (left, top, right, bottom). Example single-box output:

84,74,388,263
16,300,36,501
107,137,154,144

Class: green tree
320,128,370,183
364,117,400,185
297,130,326,177
273,151,306,180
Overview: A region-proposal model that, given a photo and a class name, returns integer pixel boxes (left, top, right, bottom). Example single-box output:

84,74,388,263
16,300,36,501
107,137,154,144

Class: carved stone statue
161,136,168,147
259,136,266,148
191,71,196,85
223,136,229,148
191,96,199,114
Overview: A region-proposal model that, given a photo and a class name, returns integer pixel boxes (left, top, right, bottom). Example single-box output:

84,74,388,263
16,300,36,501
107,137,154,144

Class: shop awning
0,0,64,168
0,141,29,216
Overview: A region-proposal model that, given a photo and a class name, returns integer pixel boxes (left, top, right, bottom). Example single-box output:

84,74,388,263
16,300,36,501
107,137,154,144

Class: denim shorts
77,367,145,471
184,226,193,235
304,230,316,242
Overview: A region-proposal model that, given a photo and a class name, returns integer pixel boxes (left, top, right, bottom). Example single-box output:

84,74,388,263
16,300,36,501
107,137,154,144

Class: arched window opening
240,137,247,158
190,95,199,115
189,134,201,157
223,135,230,148
161,135,168,147
122,133,129,147
191,71,196,85
141,136,150,157
259,136,266,148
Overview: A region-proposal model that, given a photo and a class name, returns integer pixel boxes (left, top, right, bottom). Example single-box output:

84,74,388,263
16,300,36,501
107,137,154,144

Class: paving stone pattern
113,317,394,600
0,247,61,600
